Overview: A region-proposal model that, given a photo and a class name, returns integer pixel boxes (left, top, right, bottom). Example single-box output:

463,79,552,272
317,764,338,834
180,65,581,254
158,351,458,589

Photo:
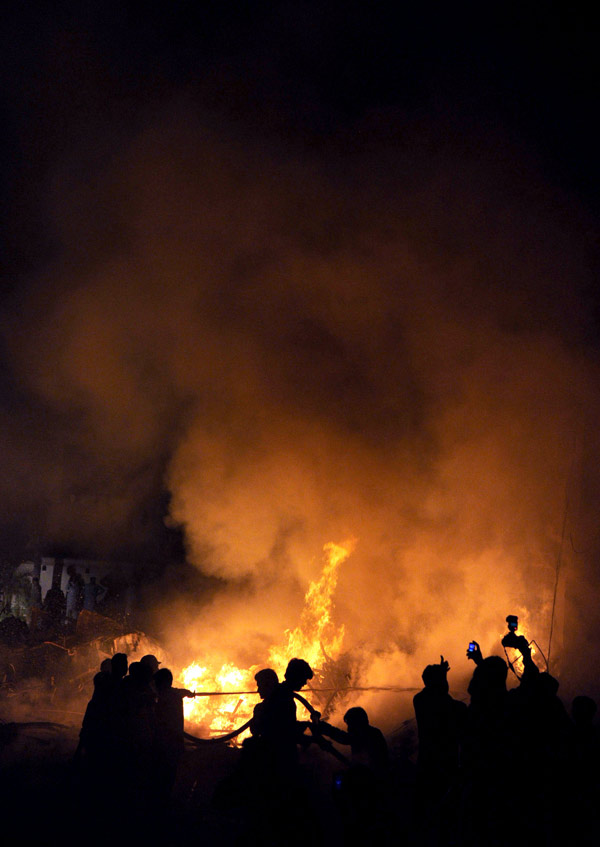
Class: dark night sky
1,1,600,565
3,3,600,264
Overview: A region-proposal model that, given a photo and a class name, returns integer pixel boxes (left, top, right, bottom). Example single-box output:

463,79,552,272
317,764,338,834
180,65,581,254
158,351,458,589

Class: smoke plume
3,102,600,722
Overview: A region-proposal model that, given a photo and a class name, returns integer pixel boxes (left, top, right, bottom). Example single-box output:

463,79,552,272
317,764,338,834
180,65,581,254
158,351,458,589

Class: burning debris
0,604,166,726
180,541,362,740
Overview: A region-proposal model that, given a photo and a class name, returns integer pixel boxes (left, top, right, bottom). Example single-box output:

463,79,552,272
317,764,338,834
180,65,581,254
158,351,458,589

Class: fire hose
184,719,252,745
184,685,419,698
182,687,418,749
183,692,315,746
184,719,350,764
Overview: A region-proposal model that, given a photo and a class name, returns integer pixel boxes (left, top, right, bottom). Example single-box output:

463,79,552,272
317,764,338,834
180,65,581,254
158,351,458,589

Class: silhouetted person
525,671,574,844
79,672,113,770
414,657,466,780
572,694,599,776
123,661,156,742
318,707,388,773
99,657,112,674
259,658,313,770
30,575,42,609
26,575,42,627
214,668,280,814
569,695,600,845
111,651,128,680
121,662,157,819
140,653,161,675
75,671,119,843
250,668,280,738
241,669,281,793
251,659,316,846
317,707,389,845
65,566,83,623
463,638,540,847
43,584,65,626
83,576,105,612
105,653,129,796
413,656,467,845
529,671,573,763
108,650,129,726
153,667,195,804
139,653,161,697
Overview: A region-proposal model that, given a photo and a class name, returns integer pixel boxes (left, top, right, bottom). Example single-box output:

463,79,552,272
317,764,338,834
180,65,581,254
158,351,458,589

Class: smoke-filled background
2,4,600,724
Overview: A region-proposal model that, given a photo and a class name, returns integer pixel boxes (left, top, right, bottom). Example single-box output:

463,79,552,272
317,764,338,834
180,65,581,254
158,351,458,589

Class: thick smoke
4,104,600,721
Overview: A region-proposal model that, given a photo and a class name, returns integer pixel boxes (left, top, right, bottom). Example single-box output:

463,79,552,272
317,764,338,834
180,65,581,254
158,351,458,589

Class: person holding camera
462,619,542,845
413,656,467,843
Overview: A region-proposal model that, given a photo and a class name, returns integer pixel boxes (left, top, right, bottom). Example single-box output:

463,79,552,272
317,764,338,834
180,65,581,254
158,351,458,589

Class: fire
268,539,354,671
180,539,355,739
181,662,256,735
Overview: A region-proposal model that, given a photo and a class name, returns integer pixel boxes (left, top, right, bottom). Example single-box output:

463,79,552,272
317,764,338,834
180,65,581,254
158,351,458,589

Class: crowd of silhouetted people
412,637,600,847
74,632,600,846
74,651,196,843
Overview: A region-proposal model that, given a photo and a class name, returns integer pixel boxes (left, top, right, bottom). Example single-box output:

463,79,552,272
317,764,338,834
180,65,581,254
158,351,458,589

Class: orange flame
180,539,355,739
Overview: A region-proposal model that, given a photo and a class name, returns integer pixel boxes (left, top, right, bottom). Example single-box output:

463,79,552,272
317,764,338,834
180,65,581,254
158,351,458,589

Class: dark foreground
3,716,600,847
1,719,416,847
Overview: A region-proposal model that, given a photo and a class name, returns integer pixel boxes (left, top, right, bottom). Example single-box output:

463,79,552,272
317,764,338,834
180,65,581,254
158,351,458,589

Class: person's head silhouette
154,668,174,691
255,668,279,699
111,652,128,679
344,706,369,736
284,658,313,690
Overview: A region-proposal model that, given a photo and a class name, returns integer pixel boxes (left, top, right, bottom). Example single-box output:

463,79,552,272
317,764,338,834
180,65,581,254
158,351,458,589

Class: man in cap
140,654,161,675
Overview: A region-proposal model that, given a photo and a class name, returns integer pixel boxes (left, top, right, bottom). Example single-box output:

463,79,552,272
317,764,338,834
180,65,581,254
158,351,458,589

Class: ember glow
180,540,354,738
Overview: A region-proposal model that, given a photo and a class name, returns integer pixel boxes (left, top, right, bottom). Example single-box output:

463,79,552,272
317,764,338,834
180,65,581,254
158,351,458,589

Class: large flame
180,539,355,738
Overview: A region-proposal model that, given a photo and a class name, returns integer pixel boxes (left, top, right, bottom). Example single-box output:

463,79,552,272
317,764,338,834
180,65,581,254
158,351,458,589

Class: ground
0,712,416,846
